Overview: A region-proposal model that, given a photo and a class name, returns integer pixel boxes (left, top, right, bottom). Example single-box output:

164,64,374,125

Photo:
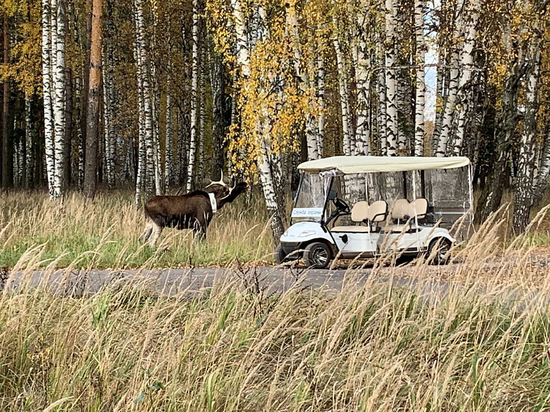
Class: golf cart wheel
303,242,331,269
275,244,287,264
427,238,452,265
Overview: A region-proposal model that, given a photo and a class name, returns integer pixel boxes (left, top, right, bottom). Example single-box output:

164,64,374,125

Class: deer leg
148,222,163,247
193,218,207,242
139,220,153,242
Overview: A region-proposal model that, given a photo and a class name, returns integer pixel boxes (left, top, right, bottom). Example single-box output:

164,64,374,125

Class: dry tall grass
0,217,550,411
0,190,274,269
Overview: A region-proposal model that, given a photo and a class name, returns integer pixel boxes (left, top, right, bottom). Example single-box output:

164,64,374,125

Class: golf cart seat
332,201,388,232
388,198,429,232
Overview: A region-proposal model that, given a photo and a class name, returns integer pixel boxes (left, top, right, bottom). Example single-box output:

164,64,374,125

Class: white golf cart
276,156,473,269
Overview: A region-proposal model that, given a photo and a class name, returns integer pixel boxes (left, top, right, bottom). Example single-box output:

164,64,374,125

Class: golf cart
276,156,473,269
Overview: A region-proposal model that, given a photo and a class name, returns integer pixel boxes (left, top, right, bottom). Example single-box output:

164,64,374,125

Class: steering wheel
332,197,350,214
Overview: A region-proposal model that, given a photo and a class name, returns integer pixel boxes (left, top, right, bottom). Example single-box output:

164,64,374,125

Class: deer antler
205,170,228,188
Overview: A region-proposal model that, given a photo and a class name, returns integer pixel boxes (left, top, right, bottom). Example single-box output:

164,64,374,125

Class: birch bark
52,0,66,197
452,0,479,155
333,28,353,155
165,56,173,189
25,93,34,188
316,54,325,157
134,0,154,196
414,0,425,156
355,17,371,156
287,1,318,160
533,132,550,206
232,0,285,242
435,48,459,156
42,0,56,192
186,0,199,192
513,37,541,233
103,7,115,188
385,0,398,156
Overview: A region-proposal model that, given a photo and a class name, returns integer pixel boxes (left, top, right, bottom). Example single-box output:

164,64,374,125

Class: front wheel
427,238,452,265
303,242,332,269
274,244,287,264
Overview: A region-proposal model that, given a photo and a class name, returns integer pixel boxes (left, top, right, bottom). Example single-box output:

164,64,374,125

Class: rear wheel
303,242,331,269
275,244,287,264
427,238,452,265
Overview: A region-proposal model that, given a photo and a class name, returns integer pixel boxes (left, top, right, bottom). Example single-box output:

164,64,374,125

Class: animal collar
208,193,217,214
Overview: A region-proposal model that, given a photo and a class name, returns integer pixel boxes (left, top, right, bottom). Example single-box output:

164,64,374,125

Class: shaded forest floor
0,189,549,270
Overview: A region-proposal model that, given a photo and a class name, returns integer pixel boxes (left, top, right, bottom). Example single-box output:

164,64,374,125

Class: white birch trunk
534,131,550,203
432,48,445,155
186,0,199,193
25,93,34,187
151,60,162,196
134,0,154,196
316,54,325,157
355,36,371,156
232,0,285,241
452,0,479,156
232,0,250,77
378,57,387,155
288,1,318,161
385,0,398,156
513,37,541,233
134,3,145,204
103,37,115,188
42,0,56,193
52,0,66,197
414,0,425,156
165,58,173,188
333,29,353,155
435,49,459,156
198,40,206,182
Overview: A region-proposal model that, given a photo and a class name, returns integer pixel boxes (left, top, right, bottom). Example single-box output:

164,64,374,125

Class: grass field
0,190,274,269
1,191,550,410
1,189,549,270
1,238,550,411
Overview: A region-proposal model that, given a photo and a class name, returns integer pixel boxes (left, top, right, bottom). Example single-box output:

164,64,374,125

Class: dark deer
139,173,248,246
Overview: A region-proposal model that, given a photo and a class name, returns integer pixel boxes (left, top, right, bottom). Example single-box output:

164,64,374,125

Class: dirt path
3,249,548,297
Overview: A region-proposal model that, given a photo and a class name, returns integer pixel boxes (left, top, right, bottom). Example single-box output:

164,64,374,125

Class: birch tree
103,0,115,188
384,0,398,156
42,0,56,192
452,0,480,156
165,30,173,188
333,22,353,156
134,0,154,198
51,0,66,197
186,0,199,193
316,53,325,157
513,17,542,234
414,0,425,156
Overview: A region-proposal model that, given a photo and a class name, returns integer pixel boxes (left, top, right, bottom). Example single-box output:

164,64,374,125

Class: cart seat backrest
391,198,428,221
368,200,388,222
391,199,411,220
351,201,370,222
410,198,428,219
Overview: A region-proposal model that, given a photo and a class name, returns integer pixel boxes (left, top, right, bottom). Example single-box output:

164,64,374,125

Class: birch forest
0,0,549,235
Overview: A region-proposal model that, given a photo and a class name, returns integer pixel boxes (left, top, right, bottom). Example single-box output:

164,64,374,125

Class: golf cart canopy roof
298,156,470,174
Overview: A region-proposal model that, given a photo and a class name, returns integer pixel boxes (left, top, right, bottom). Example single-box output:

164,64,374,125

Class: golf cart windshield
292,173,327,221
